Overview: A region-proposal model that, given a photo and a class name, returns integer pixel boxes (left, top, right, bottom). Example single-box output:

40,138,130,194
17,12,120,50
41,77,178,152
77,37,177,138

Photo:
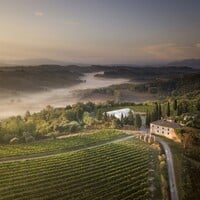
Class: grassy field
0,130,127,159
129,104,154,112
0,138,159,200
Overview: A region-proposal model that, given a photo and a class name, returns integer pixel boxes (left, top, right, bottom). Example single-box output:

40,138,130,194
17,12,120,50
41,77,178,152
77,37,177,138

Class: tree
155,102,159,120
150,109,156,122
111,118,121,129
103,112,108,121
167,102,170,117
24,110,31,121
177,103,182,116
145,110,150,127
96,110,102,120
83,112,94,127
85,102,95,112
196,100,200,111
121,114,128,125
135,114,142,129
72,103,85,122
173,99,178,111
65,110,76,121
182,101,189,113
127,111,134,125
158,104,162,119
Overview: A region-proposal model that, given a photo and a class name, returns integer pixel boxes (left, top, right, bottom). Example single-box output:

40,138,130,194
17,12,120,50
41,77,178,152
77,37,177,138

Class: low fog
0,73,129,119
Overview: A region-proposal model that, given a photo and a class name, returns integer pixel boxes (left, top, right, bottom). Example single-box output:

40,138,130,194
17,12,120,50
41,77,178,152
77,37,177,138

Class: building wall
150,123,174,137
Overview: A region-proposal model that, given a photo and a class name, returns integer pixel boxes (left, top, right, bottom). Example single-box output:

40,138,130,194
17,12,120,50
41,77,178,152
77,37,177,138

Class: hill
0,65,83,92
168,58,200,69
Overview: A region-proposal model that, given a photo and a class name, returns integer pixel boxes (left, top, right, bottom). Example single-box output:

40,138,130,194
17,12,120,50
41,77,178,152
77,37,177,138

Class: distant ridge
168,58,200,69
0,58,88,67
10,58,73,66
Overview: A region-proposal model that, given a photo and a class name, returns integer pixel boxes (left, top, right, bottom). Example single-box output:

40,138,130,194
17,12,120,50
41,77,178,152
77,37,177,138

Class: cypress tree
146,110,150,127
155,102,159,120
177,104,181,115
167,102,170,117
173,99,178,111
135,114,142,129
127,111,134,125
158,104,162,119
151,109,157,122
103,112,108,121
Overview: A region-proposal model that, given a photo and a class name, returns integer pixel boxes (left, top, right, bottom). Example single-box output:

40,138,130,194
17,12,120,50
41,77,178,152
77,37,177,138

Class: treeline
0,66,83,92
86,72,200,98
96,66,194,80
1,97,199,144
133,72,200,97
145,99,200,129
0,101,141,144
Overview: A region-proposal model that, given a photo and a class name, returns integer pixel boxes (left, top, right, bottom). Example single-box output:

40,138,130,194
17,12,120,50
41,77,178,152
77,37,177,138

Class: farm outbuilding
106,108,133,120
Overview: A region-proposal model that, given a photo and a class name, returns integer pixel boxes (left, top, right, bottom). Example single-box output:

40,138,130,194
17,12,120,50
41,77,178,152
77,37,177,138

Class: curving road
157,138,179,200
0,135,135,163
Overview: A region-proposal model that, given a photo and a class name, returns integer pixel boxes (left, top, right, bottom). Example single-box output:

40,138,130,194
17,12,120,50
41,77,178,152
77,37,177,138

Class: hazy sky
0,0,200,64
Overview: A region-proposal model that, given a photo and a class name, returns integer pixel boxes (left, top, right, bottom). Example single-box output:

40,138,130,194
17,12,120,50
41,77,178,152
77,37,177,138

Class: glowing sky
0,0,200,64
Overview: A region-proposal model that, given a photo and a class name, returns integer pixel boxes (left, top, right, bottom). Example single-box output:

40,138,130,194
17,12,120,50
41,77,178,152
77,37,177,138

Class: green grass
0,129,127,159
0,138,157,200
129,104,154,112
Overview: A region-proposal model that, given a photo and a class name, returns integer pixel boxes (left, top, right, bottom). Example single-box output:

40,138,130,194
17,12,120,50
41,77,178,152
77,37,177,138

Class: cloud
34,11,44,17
142,43,200,61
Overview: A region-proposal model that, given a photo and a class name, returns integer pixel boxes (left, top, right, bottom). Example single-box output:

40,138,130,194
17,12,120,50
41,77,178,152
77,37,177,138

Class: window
162,131,164,134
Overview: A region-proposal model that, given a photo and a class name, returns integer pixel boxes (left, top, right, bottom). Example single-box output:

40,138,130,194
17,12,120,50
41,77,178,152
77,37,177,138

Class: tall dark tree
158,104,162,119
177,104,182,116
182,101,189,113
150,109,157,122
155,102,159,120
122,115,129,125
127,111,134,125
135,114,142,129
145,110,150,127
103,112,108,121
167,102,170,117
173,99,178,111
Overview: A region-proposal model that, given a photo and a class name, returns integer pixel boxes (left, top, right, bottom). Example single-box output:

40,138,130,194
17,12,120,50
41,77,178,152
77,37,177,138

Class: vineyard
0,138,158,200
0,129,126,159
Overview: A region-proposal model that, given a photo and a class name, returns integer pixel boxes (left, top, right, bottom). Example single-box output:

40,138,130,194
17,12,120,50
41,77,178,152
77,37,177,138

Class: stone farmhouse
150,120,181,139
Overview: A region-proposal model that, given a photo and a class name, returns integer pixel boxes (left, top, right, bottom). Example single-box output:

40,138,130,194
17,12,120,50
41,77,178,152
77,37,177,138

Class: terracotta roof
150,120,181,129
